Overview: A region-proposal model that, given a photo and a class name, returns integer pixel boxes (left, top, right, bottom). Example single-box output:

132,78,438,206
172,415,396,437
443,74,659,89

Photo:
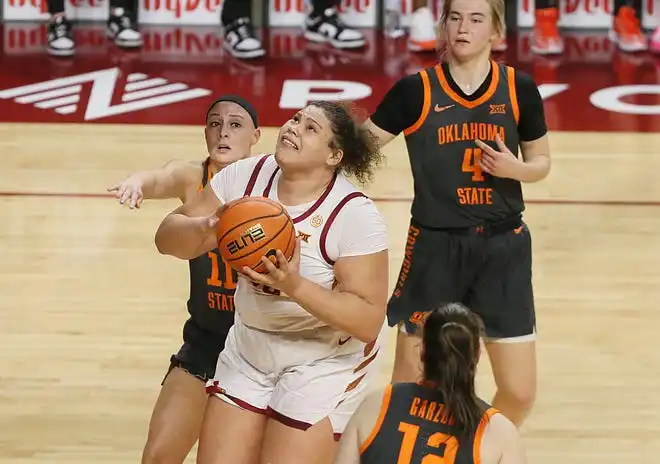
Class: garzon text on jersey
409,396,455,425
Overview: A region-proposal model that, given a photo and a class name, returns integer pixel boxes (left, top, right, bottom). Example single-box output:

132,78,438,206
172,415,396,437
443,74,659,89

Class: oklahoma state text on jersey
402,62,524,228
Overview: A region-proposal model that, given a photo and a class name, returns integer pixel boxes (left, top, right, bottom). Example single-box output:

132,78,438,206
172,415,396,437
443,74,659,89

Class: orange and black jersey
183,157,237,345
371,61,547,143
360,383,497,464
371,61,547,229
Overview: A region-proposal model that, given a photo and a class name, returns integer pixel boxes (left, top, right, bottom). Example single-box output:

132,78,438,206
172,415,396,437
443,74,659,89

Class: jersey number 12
397,421,459,464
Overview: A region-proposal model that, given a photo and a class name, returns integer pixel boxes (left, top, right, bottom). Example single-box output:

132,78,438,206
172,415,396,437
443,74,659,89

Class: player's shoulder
481,409,518,443
504,66,539,93
333,176,382,212
368,384,393,410
395,71,425,91
235,152,272,170
223,153,273,178
356,384,393,423
162,158,206,187
163,158,203,173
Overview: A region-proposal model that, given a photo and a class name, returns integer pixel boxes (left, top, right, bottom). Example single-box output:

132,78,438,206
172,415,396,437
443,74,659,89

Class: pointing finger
475,139,497,155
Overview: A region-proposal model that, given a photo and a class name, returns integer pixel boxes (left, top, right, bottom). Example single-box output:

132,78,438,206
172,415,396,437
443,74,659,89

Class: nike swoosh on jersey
434,104,455,112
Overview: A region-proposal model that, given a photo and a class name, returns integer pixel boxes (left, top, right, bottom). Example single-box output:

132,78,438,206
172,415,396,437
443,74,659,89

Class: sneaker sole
223,42,266,59
304,30,365,49
530,44,564,55
608,29,648,52
407,39,436,52
47,46,75,57
106,29,143,48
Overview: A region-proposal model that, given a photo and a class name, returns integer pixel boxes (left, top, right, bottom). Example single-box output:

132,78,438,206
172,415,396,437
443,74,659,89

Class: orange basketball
216,197,296,274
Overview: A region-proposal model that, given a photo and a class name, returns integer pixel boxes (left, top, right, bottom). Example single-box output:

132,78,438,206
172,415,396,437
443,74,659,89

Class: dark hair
422,302,485,436
206,94,259,128
309,100,383,185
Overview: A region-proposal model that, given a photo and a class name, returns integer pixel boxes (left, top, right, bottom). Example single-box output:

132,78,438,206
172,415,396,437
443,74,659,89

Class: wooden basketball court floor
1,122,659,463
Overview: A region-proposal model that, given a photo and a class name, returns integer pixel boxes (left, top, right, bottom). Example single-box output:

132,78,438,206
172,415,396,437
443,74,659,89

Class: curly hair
309,100,384,185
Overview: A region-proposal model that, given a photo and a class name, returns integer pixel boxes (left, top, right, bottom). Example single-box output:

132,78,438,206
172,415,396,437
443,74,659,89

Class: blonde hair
438,0,506,39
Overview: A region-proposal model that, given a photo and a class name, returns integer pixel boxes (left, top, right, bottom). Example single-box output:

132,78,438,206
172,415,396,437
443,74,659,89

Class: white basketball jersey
211,154,386,333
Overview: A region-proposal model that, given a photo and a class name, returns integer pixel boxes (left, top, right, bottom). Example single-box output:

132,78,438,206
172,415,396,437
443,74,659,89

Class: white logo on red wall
140,26,225,60
3,22,228,59
0,68,211,120
4,0,108,21
140,0,222,25
517,0,657,29
269,0,376,27
3,22,112,54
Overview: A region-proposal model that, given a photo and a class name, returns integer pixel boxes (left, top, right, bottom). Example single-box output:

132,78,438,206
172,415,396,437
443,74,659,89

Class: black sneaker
304,7,366,49
47,15,75,57
107,8,143,48
223,17,266,59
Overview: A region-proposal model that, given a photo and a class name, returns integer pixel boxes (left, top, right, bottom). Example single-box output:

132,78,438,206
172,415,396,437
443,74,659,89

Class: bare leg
260,417,337,464
390,328,423,384
142,367,208,464
485,340,537,427
197,396,267,464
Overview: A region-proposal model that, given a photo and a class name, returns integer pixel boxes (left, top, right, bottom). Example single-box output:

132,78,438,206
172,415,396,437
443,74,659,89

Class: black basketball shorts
161,319,229,385
387,217,535,340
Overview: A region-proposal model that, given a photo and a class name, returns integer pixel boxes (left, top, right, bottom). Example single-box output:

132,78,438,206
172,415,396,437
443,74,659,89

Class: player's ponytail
421,302,485,436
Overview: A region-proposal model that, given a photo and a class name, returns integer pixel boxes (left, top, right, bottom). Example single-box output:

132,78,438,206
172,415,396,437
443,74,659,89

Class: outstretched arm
108,159,200,208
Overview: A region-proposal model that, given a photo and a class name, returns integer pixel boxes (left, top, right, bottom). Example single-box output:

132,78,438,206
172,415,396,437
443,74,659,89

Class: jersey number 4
462,148,484,182
397,421,459,464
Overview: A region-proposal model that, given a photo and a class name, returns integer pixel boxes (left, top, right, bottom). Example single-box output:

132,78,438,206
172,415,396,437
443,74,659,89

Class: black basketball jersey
360,383,496,464
183,158,238,343
403,61,524,229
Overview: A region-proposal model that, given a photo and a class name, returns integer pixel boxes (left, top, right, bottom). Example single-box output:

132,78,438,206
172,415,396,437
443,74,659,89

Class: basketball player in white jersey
154,101,389,464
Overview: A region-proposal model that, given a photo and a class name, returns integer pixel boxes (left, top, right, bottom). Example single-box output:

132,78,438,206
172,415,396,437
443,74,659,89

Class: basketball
216,197,296,274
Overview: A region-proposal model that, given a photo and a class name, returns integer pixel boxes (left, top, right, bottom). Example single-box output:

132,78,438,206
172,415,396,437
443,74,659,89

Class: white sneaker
107,8,143,48
304,8,366,49
407,6,436,52
47,15,75,57
223,17,266,59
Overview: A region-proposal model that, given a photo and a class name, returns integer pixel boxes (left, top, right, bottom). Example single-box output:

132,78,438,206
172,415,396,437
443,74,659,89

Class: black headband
206,94,259,128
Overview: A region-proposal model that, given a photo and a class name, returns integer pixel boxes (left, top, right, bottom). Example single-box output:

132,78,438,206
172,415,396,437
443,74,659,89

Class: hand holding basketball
476,134,522,180
216,197,297,273
107,177,144,209
241,237,302,296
